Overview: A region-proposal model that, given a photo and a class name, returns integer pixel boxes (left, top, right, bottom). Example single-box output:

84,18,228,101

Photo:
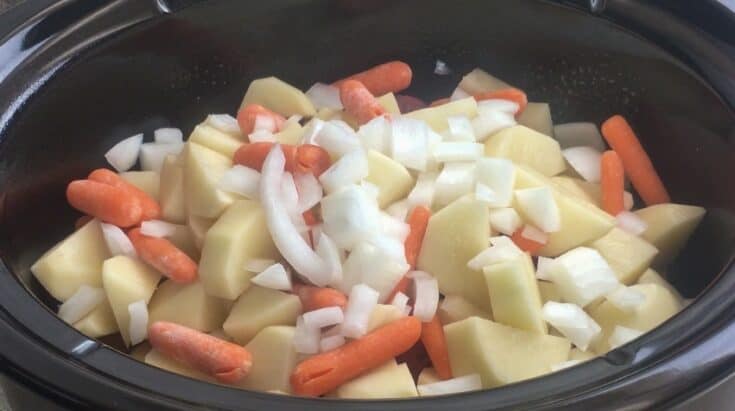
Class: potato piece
223,286,302,344
334,359,418,399
187,213,215,250
144,349,216,383
637,268,683,302
537,281,563,304
239,326,300,393
184,142,236,219
367,304,405,333
444,317,570,388
517,102,553,137
102,256,160,346
589,283,681,354
377,92,401,114
405,97,478,132
199,200,279,299
274,122,304,145
189,124,243,158
417,367,442,385
438,294,492,324
119,171,160,200
485,125,565,176
209,328,234,342
483,253,546,333
365,150,415,208
31,219,111,301
159,154,186,224
167,224,199,260
458,68,513,94
634,204,706,266
240,76,316,117
73,300,118,338
130,342,151,361
148,280,230,332
550,176,601,206
590,228,658,284
570,348,596,362
417,196,491,309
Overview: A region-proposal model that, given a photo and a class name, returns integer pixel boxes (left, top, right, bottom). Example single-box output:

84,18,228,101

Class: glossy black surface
0,0,734,410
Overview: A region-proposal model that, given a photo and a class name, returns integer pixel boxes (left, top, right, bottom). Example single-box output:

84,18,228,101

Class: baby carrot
237,104,286,135
430,97,451,107
128,228,198,283
296,144,332,177
339,80,387,125
601,115,670,205
510,228,545,255
74,215,93,229
474,87,528,116
302,209,319,226
233,143,331,177
405,206,432,269
88,168,161,221
421,315,452,380
290,316,421,396
333,61,412,96
600,150,625,215
293,284,347,312
148,321,252,384
66,180,142,228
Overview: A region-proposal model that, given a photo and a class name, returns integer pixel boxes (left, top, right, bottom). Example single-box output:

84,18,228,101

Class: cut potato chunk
517,102,553,137
551,176,601,206
367,304,405,333
189,124,243,158
637,268,683,302
184,142,236,218
159,154,186,224
378,93,401,115
417,367,442,386
187,213,215,250
438,294,492,325
274,122,304,145
73,300,118,338
119,171,160,200
199,200,279,299
31,219,111,301
537,281,563,304
483,253,546,334
405,97,478,132
102,256,160,346
144,349,216,383
589,283,681,354
365,150,415,208
417,196,491,309
485,126,566,176
591,228,658,284
240,76,316,117
239,326,299,393
222,286,302,344
167,224,199,260
458,68,513,94
333,359,418,399
148,280,230,332
444,317,570,388
570,348,596,362
634,204,706,266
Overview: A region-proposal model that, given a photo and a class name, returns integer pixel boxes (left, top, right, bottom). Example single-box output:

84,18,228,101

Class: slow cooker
1,0,734,409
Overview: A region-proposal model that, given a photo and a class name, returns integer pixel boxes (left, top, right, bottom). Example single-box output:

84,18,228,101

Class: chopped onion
244,258,276,273
57,285,106,324
380,212,411,242
280,172,300,213
390,117,430,171
542,301,601,351
432,142,484,163
447,116,476,142
609,325,644,349
434,162,476,206
467,240,523,270
385,200,409,221
218,165,260,199
476,158,515,208
321,184,381,251
105,134,143,172
341,284,380,338
248,129,276,143
488,208,522,236
320,334,346,352
100,223,137,257
293,316,321,354
254,114,278,133
357,116,390,154
340,242,408,301
368,234,407,265
140,220,178,238
251,263,292,291
553,122,606,151
127,300,149,346
472,109,515,142
624,191,634,210
606,286,646,313
551,360,582,372
140,142,184,172
361,181,380,203
260,145,330,286
417,374,482,396
616,211,648,236
319,150,369,193
306,83,343,109
475,182,498,204
562,146,602,183
521,225,548,245
535,256,555,281
449,87,470,102
478,99,519,115
489,235,518,248
316,233,343,286
301,118,325,145
548,247,620,307
514,187,561,233
407,172,438,209
315,120,362,158
411,272,439,322
391,292,410,314
294,172,323,213
154,128,183,144
206,114,241,135
303,306,344,329
434,59,451,75
424,129,444,172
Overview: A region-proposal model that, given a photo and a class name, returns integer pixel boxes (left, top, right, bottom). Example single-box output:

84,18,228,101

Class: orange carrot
293,284,347,312
474,87,528,116
290,316,421,396
339,79,387,125
127,228,198,283
74,215,93,229
600,150,625,215
430,97,451,107
296,144,332,177
333,61,412,97
405,206,432,269
88,168,161,221
148,321,252,384
421,315,452,380
236,104,286,135
233,143,331,177
66,180,142,227
511,228,545,255
601,115,670,205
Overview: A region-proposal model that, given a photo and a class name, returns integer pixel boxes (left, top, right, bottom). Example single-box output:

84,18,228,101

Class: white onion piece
553,122,606,151
316,120,362,158
424,129,444,172
551,360,582,372
478,99,520,115
542,301,601,351
58,285,106,324
294,316,321,354
303,306,344,329
244,258,277,273
535,256,555,281
127,300,149,346
616,211,648,236
549,247,620,307
515,187,561,233
432,142,484,163
489,235,518,247
609,325,644,349
301,118,325,145
320,334,346,352
316,233,343,286
606,286,646,313
340,242,408,302
319,150,369,193
390,292,410,314
357,116,390,154
380,213,411,242
476,157,515,208
434,162,476,206
100,223,137,257
341,284,380,338
521,225,548,245
488,208,522,236
281,172,300,214
260,145,330,286
206,114,241,135
450,87,470,102
467,240,523,270
385,200,409,221
154,128,183,144
248,129,276,143
254,114,278,132
105,134,143,172
624,191,634,210
140,142,184,173
447,116,476,142
251,263,292,291
472,109,515,142
321,185,381,251
411,272,439,322
475,183,498,205
361,181,380,203
306,83,343,109
390,117,430,171
434,59,451,75
407,172,438,209
294,172,323,213
562,146,602,183
140,220,178,238
417,374,482,396
218,165,260,199
368,234,407,265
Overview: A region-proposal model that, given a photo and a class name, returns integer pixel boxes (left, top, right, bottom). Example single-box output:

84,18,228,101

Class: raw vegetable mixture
31,61,705,398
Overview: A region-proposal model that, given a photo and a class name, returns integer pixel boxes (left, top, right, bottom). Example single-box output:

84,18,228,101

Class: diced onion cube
127,300,149,346
140,220,178,238
105,134,143,172
244,259,276,273
521,225,548,245
341,284,380,338
432,142,484,163
476,158,515,208
535,256,555,281
100,223,137,257
477,99,520,115
475,183,498,205
140,142,184,172
417,374,482,396
315,120,362,158
320,334,346,352
218,165,260,199
434,162,476,206
447,116,476,142
391,292,410,314
293,316,321,354
340,242,408,302
615,211,648,236
515,187,561,233
385,200,410,222
253,114,278,133
609,325,644,349
488,208,522,236
321,185,381,251
357,116,390,154
472,109,515,142
407,172,438,209
58,285,106,324
319,150,369,193
468,237,523,270
301,118,325,145
306,82,343,109
542,301,601,351
294,172,323,213
154,128,183,144
206,114,241,135
562,146,602,183
390,117,430,171
548,247,620,307
411,272,439,322
315,233,343,286
380,213,411,242
303,306,344,329
606,286,646,313
251,263,292,291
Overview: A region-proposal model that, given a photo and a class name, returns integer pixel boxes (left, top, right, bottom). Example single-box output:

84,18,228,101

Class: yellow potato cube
144,349,216,383
223,286,302,344
405,97,478,132
240,76,316,117
119,171,160,200
367,304,405,333
438,294,493,325
189,124,243,158
517,102,553,137
484,125,566,176
537,281,563,304
550,176,601,206
365,150,415,208
159,154,186,223
637,268,683,302
73,300,118,338
274,122,304,145
634,203,706,266
417,367,442,386
184,142,236,219
166,224,199,260
187,213,215,250
570,348,596,362
334,360,418,399
591,228,658,284
148,280,230,332
377,92,401,114
458,68,513,94
239,326,300,393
